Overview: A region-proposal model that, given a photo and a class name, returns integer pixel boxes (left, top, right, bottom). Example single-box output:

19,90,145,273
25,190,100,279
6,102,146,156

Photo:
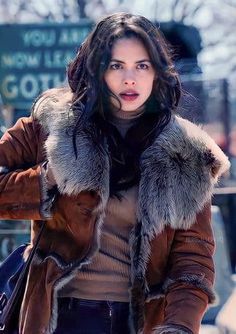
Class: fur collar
138,115,229,235
34,88,230,234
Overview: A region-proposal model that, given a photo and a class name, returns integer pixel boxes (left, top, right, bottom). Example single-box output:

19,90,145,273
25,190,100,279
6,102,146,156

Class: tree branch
77,0,87,18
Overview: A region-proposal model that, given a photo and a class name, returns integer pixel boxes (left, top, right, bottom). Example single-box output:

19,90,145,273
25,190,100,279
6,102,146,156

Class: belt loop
107,301,112,317
68,297,73,310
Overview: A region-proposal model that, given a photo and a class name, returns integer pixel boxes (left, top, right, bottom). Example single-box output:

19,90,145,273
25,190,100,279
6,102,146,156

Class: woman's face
104,37,155,113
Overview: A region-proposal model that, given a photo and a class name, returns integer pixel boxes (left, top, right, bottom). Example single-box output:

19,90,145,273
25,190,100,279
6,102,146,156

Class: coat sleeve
160,202,215,334
0,116,51,220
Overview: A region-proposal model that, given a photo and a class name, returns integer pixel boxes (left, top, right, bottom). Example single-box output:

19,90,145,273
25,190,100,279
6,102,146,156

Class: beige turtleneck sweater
59,107,144,302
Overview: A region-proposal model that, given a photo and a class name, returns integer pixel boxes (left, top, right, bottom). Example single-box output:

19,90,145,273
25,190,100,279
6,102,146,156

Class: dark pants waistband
54,297,130,334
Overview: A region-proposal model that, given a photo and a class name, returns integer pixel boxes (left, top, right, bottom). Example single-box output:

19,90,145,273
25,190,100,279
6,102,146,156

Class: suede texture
0,87,230,334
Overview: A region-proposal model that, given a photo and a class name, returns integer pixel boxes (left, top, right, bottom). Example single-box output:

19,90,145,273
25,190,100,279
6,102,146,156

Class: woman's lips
119,93,139,101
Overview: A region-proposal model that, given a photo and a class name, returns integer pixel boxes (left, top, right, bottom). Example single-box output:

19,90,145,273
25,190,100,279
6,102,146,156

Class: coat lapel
35,91,230,235
138,115,229,236
34,89,230,334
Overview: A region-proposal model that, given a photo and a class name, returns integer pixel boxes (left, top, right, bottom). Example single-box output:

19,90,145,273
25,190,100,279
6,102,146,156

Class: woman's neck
107,104,145,120
106,106,145,138
110,108,144,120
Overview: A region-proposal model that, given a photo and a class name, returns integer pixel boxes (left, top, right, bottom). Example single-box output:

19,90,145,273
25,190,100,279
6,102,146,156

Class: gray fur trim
48,272,74,334
45,117,110,199
145,286,165,303
38,163,54,219
46,261,90,334
129,223,149,332
0,166,9,174
163,273,216,303
138,116,230,236
33,89,230,333
31,88,63,135
151,324,191,333
34,90,230,235
37,91,110,221
145,293,165,303
45,211,106,333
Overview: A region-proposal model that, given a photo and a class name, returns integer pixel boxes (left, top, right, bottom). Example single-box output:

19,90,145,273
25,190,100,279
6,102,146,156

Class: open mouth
119,93,139,101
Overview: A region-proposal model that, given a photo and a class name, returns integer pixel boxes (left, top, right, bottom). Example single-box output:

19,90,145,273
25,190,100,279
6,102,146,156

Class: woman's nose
124,79,135,85
123,71,136,86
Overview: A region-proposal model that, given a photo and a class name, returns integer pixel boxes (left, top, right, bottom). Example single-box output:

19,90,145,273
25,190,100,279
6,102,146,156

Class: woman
0,12,230,334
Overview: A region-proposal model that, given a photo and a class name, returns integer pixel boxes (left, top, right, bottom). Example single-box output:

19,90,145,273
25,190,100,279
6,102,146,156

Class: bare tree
0,0,80,23
143,0,236,78
77,0,86,18
0,0,235,77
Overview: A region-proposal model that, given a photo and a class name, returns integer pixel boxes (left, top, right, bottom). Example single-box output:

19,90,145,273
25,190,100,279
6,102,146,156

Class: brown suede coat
0,88,230,334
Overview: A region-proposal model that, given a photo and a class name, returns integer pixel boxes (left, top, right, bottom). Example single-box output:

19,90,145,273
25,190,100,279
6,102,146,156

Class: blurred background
0,0,235,332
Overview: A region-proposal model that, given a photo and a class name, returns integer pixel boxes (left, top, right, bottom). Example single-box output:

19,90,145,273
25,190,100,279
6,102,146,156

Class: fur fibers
34,90,230,235
163,273,216,303
33,89,230,333
151,325,191,333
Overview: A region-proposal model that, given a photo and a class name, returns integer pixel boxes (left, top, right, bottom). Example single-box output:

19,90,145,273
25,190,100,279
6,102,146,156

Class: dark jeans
54,297,130,334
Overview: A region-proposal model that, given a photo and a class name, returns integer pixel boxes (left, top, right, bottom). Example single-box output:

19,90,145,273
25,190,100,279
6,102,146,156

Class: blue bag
0,223,45,333
0,244,28,333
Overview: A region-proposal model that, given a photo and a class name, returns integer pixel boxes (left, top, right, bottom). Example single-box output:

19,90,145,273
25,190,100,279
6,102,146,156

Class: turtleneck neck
106,107,145,138
109,107,145,120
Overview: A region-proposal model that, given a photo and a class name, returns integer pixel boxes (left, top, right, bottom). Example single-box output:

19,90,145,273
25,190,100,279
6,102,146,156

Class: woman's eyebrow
136,59,152,63
110,58,151,63
110,59,125,63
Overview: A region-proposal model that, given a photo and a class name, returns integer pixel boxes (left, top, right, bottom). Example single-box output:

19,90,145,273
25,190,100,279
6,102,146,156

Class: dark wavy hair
67,12,181,139
67,12,182,194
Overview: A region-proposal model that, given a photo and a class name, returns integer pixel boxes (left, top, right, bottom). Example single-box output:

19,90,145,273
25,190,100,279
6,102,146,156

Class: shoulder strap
0,222,46,329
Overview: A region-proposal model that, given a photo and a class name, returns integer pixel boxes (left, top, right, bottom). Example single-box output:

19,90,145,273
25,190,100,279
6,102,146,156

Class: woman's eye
137,63,149,70
110,63,122,70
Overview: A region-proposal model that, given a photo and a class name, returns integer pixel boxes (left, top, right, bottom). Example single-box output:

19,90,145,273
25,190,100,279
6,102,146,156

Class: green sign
0,22,92,108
